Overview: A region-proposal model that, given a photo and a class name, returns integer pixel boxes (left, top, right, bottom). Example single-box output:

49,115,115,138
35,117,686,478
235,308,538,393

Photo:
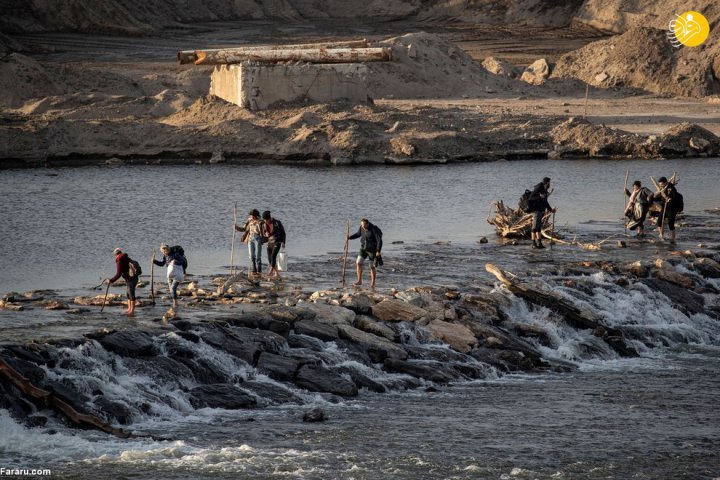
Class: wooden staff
550,210,556,249
99,280,110,313
342,221,350,287
623,169,629,235
230,202,237,275
150,250,156,305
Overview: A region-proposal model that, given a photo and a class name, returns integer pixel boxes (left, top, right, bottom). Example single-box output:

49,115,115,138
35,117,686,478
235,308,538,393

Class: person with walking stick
653,176,683,243
105,247,139,316
347,218,383,289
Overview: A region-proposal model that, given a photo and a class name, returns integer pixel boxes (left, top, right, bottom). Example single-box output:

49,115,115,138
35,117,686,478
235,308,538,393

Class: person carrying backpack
261,210,286,280
153,243,187,308
106,247,139,316
528,177,557,249
624,180,652,238
653,176,683,243
347,218,383,289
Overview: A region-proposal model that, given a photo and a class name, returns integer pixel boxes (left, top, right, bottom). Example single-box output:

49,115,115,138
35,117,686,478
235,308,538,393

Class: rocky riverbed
1,212,719,436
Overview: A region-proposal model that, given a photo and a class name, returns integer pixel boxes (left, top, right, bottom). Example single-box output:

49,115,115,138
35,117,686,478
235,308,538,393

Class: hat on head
113,247,122,255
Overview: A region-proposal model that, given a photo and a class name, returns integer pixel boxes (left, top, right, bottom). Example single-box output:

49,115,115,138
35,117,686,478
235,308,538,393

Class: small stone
478,237,489,244
617,240,627,248
303,408,327,423
594,72,609,83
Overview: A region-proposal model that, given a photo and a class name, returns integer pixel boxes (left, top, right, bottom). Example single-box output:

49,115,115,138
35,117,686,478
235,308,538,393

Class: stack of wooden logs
487,200,553,238
177,39,392,65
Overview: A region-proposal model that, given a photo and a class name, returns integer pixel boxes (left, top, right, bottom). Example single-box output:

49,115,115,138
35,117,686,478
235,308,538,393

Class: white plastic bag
168,261,185,281
277,248,288,272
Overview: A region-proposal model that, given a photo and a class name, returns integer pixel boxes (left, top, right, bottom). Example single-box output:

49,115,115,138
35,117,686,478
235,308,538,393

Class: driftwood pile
487,200,552,238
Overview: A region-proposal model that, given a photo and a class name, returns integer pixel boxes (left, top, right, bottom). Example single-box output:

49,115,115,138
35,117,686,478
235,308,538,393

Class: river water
0,158,719,293
1,159,720,479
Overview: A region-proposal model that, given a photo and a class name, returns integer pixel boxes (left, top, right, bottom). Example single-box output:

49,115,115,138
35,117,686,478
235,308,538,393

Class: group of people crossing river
101,173,683,316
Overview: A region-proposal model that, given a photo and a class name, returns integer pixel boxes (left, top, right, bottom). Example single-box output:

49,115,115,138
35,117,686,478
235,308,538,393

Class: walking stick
150,250,156,305
659,199,668,240
623,169,629,235
230,202,237,275
342,221,350,287
99,280,110,313
550,210,556,249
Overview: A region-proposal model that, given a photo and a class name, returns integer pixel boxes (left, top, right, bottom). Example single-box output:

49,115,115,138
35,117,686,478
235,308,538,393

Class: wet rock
501,321,552,347
200,328,259,365
624,261,649,278
188,384,258,409
242,380,303,406
336,324,408,363
227,326,287,355
403,346,472,363
300,303,355,326
294,365,358,397
220,313,291,335
383,358,458,384
303,407,327,423
94,397,133,425
268,306,302,324
396,290,424,307
287,332,325,351
465,322,541,359
294,319,339,342
459,292,505,323
371,299,428,322
334,366,386,393
425,320,478,353
521,58,551,85
177,331,200,343
73,294,122,306
256,352,300,381
478,237,489,244
124,356,195,387
0,355,46,383
0,301,24,311
651,266,695,289
470,347,544,372
96,330,155,357
640,278,705,316
341,293,374,314
3,345,54,366
354,315,395,341
694,258,720,279
41,300,69,310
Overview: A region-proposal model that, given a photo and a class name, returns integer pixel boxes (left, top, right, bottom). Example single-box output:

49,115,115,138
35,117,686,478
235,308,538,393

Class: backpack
128,258,142,278
674,192,684,212
170,245,187,269
519,189,534,213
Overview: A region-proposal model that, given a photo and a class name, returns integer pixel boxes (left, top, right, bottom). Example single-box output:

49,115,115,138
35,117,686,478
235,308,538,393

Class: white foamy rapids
495,271,720,365
0,409,174,463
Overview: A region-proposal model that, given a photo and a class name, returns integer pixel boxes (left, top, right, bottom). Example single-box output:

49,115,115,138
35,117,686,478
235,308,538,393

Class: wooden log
0,357,132,438
485,263,637,357
178,39,369,64
191,47,392,65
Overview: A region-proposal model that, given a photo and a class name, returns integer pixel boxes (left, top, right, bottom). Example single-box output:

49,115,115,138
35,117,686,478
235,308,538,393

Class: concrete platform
210,63,369,110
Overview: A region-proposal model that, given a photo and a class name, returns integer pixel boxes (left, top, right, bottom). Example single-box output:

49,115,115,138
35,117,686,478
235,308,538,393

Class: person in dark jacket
528,177,557,249
654,176,682,243
348,218,383,289
153,243,188,308
106,247,137,316
262,211,286,280
624,180,652,238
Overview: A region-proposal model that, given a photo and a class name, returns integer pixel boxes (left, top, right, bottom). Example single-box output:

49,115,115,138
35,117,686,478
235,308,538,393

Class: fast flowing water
1,159,719,479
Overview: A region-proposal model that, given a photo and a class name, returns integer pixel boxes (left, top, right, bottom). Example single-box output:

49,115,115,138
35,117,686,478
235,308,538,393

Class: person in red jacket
106,247,138,316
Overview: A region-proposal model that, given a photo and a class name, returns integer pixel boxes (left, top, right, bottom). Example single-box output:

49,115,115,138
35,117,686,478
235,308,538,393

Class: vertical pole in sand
623,169,629,235
150,250,156,305
342,221,350,287
584,84,589,118
230,202,237,275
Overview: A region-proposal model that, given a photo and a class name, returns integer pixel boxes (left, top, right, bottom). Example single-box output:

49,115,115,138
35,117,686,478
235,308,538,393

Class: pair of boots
532,240,545,249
